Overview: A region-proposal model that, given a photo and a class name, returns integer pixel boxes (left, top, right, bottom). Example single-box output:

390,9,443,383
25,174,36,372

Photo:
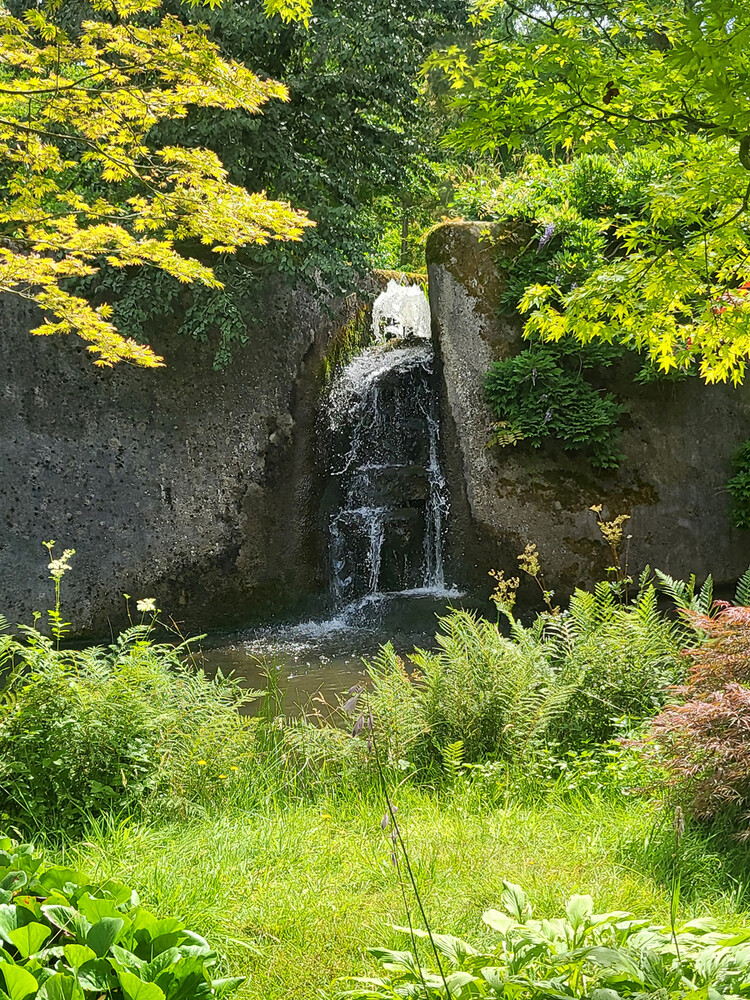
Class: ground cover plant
0,834,240,1000
0,611,273,834
346,878,750,1000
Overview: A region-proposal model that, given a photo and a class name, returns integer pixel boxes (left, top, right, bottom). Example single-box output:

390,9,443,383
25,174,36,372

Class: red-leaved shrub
643,605,750,825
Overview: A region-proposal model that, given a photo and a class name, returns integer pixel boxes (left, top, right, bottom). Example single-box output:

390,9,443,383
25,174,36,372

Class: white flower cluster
47,548,75,580
136,598,157,613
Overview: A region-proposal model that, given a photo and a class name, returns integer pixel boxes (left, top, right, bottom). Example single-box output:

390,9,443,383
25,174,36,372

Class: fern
736,566,750,607
697,575,714,614
440,740,466,782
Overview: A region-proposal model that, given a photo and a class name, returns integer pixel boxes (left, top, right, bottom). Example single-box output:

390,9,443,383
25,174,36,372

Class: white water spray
371,279,431,343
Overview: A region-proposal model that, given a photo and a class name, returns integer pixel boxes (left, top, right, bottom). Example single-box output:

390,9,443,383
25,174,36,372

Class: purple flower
538,222,556,249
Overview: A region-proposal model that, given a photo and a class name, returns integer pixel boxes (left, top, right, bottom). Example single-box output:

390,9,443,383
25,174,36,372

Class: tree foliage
644,605,750,824
86,0,469,366
429,0,750,383
0,0,313,366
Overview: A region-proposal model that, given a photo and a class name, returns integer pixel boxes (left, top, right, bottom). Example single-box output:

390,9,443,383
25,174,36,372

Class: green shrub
485,347,623,469
727,440,750,529
0,620,263,833
344,879,750,1000
0,834,240,1000
324,582,685,783
365,611,574,772
548,582,687,746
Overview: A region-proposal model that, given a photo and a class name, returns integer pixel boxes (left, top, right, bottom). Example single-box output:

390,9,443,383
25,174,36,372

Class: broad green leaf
61,946,96,970
36,872,86,896
110,946,145,972
590,990,623,1000
40,974,83,1000
482,909,515,935
368,949,421,975
565,894,594,931
142,949,180,983
0,963,39,1000
86,918,124,957
7,924,51,959
211,978,244,999
501,881,532,922
0,912,16,946
76,897,122,924
0,875,26,896
117,970,165,1000
75,959,113,993
40,908,88,941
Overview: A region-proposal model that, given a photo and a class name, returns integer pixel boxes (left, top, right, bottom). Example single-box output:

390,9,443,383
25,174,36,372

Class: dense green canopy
429,0,750,383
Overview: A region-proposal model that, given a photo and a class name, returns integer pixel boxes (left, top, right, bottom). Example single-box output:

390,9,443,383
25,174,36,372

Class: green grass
55,787,749,1000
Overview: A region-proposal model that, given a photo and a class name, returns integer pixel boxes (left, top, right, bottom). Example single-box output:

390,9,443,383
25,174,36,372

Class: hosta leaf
0,963,39,1000
590,989,623,1000
147,934,182,959
97,882,138,908
391,926,479,964
156,972,212,1000
117,970,165,1000
142,949,180,982
368,949,421,975
40,908,88,942
61,947,96,970
480,968,507,991
501,881,532,922
110,946,145,972
40,974,83,1000
0,875,26,896
0,908,19,943
446,970,479,988
566,946,644,981
175,946,215,964
482,909,515,935
133,919,182,946
178,931,210,954
7,924,51,959
36,872,86,896
86,918,124,958
75,959,114,992
210,978,244,999
76,897,122,925
565,894,594,930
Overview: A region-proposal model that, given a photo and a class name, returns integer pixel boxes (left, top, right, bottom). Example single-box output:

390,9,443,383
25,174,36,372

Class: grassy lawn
59,788,747,1000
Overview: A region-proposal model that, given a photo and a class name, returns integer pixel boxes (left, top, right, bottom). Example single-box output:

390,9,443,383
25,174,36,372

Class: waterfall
323,283,450,606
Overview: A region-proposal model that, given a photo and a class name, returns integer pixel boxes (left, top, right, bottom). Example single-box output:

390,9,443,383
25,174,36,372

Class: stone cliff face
0,284,356,636
427,221,750,600
6,230,750,635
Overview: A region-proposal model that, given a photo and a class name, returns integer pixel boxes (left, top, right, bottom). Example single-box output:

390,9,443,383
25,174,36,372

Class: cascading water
323,281,450,611
200,280,462,686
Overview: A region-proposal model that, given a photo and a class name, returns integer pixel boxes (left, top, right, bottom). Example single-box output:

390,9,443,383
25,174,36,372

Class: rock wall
0,284,357,636
427,221,750,599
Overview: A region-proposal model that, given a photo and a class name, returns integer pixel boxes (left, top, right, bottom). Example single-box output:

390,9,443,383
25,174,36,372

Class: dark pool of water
198,589,481,713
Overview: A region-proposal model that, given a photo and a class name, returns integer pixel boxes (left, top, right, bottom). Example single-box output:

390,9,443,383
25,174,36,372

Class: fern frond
736,566,750,607
440,740,465,781
654,568,694,611
697,574,714,615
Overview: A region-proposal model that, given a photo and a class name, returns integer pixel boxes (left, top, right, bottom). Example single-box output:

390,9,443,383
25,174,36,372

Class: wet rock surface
427,221,750,599
0,285,354,636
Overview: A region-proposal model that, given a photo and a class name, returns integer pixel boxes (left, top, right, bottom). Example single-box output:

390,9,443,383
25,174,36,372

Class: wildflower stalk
364,705,453,1000
42,540,74,650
